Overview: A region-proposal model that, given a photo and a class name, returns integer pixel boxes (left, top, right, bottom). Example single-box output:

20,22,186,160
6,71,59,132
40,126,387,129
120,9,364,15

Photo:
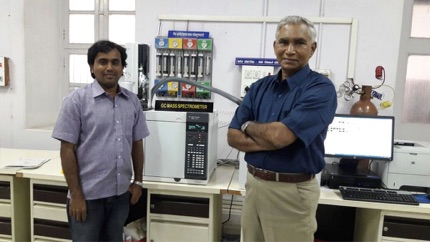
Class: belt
247,164,315,183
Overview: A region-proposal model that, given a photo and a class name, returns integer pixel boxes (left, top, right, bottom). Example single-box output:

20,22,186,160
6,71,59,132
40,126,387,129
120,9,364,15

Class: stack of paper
3,158,50,169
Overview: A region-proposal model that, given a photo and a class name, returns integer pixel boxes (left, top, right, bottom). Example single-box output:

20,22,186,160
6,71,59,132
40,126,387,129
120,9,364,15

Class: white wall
0,0,409,152
0,0,61,150
136,0,405,158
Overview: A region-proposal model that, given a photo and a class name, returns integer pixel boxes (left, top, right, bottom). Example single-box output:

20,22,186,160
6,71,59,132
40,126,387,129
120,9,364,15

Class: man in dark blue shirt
228,15,337,241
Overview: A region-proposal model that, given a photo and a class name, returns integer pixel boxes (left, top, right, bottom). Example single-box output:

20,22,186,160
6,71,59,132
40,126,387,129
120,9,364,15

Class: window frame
394,0,430,141
62,0,135,94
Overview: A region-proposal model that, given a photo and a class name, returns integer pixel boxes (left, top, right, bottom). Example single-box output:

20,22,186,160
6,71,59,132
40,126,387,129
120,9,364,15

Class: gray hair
275,16,317,43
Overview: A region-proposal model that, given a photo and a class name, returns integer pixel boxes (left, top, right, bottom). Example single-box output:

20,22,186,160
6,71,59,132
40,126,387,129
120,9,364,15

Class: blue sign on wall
168,31,210,39
235,58,280,66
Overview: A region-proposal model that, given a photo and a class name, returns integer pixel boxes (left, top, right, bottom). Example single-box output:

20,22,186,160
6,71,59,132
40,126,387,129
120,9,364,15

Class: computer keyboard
339,186,419,206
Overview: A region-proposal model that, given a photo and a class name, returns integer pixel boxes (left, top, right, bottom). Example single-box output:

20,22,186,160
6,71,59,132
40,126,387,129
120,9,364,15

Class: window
411,0,430,38
64,0,135,91
395,0,430,140
402,0,430,123
403,55,430,123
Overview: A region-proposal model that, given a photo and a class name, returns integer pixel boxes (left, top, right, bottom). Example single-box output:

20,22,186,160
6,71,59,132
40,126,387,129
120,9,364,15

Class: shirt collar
277,64,312,90
91,80,130,99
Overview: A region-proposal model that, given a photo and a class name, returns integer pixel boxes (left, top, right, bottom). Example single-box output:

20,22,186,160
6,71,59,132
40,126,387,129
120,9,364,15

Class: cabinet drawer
34,219,70,240
390,153,430,175
0,235,12,242
33,204,67,222
33,184,67,204
34,235,71,242
149,220,208,242
150,194,209,218
0,202,10,218
0,182,10,200
383,216,430,241
0,217,11,236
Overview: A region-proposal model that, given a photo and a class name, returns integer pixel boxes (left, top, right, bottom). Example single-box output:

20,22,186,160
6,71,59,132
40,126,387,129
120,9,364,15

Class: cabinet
143,163,235,242
355,209,430,241
30,179,70,242
0,148,61,241
0,179,12,241
0,175,30,242
146,190,222,242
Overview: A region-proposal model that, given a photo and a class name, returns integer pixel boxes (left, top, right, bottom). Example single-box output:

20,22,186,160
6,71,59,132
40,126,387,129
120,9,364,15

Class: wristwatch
133,181,143,187
241,121,251,134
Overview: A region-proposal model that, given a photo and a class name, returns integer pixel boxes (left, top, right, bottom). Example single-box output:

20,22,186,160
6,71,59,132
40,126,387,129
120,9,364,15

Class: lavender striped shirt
52,80,149,200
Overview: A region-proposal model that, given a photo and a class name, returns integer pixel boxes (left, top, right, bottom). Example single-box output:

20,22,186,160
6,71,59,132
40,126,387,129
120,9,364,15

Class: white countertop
228,169,430,214
16,156,65,182
0,148,59,176
142,164,236,194
6,148,430,215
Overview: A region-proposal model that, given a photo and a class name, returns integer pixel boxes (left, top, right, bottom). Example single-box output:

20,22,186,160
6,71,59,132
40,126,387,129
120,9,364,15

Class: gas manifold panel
154,31,213,99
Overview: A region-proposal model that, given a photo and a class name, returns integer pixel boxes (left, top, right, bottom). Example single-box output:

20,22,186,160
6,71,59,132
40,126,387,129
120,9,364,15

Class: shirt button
272,113,275,116
118,138,121,141
118,173,120,176
278,95,282,98
117,155,121,159
116,120,120,123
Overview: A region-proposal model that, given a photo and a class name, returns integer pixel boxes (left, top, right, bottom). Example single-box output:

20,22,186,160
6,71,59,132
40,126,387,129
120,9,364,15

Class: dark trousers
67,191,130,242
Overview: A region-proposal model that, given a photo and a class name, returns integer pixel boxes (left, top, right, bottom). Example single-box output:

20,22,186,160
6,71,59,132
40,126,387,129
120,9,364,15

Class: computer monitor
324,114,395,169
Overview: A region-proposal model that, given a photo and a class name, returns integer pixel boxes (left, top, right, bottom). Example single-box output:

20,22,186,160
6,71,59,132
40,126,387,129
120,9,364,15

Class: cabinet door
149,221,208,242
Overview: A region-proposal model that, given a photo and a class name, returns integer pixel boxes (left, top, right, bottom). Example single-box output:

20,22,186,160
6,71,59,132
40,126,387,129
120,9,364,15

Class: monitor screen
324,114,395,161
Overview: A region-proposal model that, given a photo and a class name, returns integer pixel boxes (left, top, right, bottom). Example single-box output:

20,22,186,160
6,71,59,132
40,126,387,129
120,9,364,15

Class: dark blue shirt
229,64,337,174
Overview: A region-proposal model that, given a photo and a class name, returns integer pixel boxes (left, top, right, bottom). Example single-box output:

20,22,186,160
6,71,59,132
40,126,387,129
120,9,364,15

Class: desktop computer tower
322,163,381,189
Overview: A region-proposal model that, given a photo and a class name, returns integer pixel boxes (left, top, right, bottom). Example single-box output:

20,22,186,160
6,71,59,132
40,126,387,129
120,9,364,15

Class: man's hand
128,183,143,204
69,193,87,222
